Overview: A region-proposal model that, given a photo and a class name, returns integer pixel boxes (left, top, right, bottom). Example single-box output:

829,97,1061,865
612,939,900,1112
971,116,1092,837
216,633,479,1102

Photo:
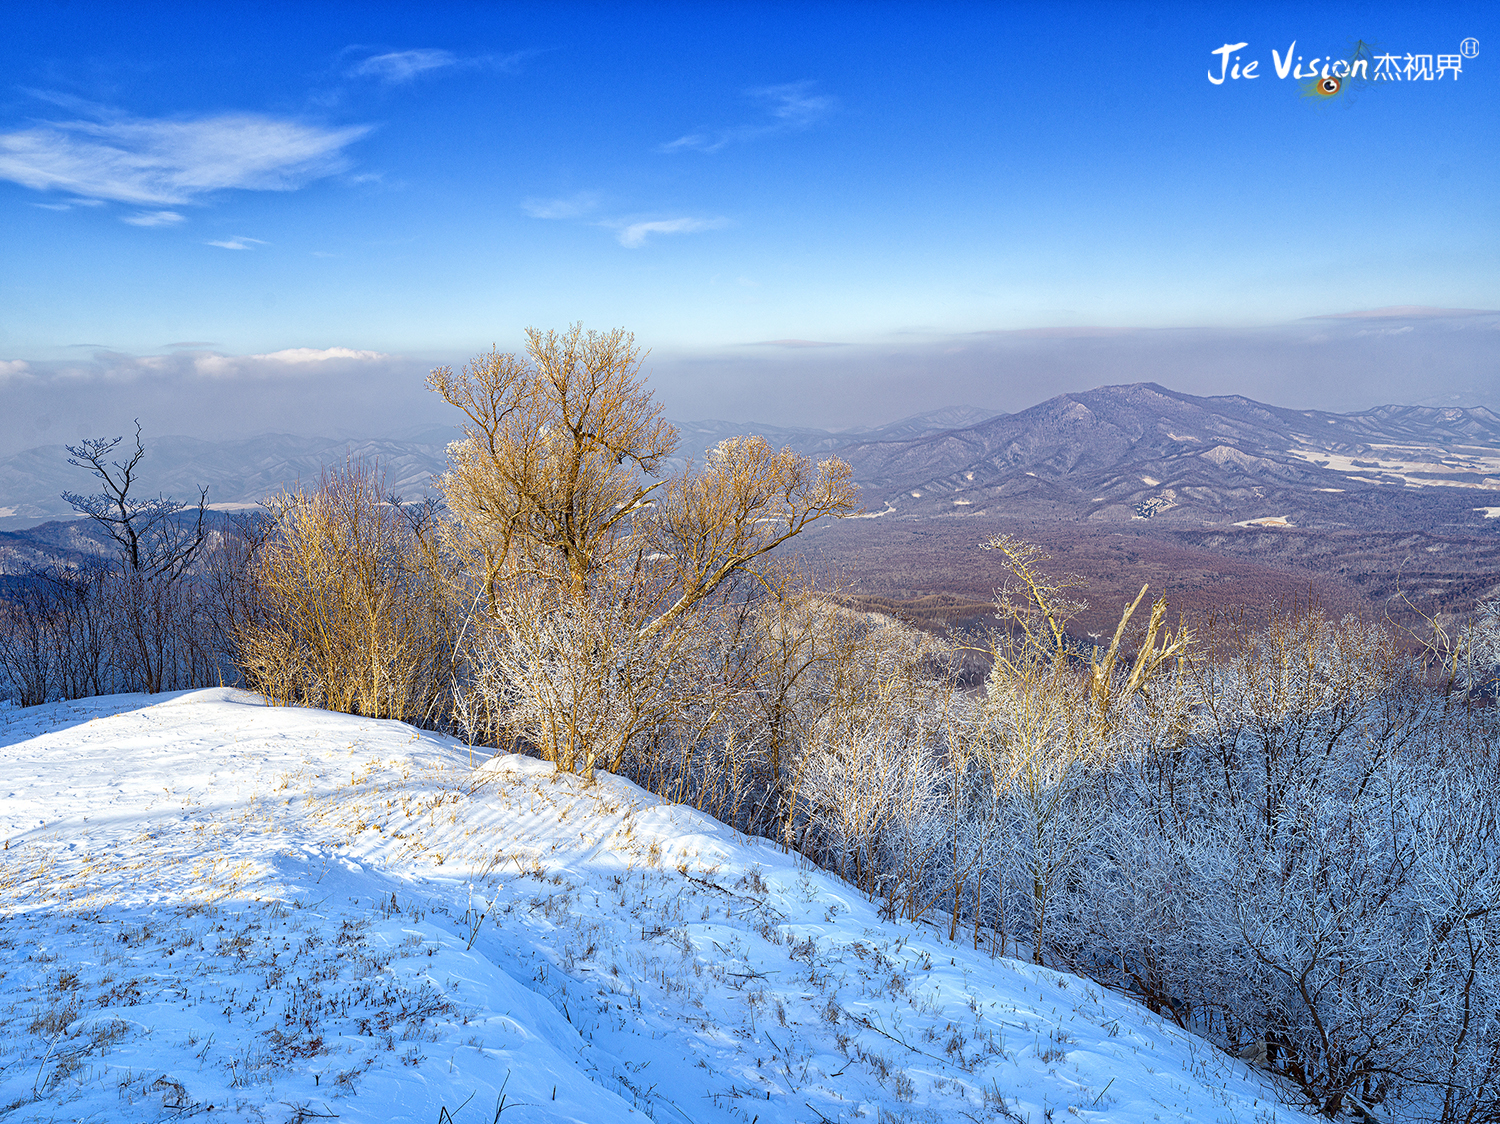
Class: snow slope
0,691,1312,1124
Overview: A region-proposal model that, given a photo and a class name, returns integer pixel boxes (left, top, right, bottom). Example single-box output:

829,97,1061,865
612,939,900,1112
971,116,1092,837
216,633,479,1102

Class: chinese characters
1206,38,1474,86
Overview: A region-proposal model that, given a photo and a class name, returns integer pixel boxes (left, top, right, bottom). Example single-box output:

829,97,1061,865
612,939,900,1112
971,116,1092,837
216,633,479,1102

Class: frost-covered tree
1463,596,1500,698
1056,610,1500,1122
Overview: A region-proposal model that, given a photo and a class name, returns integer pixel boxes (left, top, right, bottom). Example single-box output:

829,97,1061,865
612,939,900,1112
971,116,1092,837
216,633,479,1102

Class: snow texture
0,690,1314,1123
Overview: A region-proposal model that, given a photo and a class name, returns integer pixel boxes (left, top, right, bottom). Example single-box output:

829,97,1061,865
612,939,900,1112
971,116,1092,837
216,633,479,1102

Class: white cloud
346,48,531,85
521,190,602,219
349,49,459,83
206,236,268,250
0,113,371,206
755,82,837,127
122,209,184,227
5,346,393,384
616,217,729,248
659,81,837,154
191,347,389,377
525,192,726,250
260,347,385,362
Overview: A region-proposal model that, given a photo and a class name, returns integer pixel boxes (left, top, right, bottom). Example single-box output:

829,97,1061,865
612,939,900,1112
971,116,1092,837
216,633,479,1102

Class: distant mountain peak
831,382,1500,532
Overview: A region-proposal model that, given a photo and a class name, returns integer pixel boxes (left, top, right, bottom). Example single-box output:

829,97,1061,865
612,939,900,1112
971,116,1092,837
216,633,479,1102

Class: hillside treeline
3,326,1499,1123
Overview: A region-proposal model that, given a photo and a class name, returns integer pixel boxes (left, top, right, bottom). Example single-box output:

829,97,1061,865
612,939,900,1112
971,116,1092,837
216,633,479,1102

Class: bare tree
644,436,859,638
62,421,209,579
794,608,948,908
21,421,225,695
1047,609,1500,1122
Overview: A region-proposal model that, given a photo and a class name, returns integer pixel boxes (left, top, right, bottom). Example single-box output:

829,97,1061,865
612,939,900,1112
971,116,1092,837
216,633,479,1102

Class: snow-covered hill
0,691,1312,1123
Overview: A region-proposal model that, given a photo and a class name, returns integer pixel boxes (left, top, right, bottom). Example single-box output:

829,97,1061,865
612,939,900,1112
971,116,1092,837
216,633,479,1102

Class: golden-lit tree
983,532,1191,725
238,461,455,723
644,435,859,638
430,325,861,775
429,324,678,605
971,532,1195,962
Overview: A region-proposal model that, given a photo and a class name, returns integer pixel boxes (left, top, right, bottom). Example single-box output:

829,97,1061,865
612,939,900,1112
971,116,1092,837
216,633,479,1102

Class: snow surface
0,690,1314,1124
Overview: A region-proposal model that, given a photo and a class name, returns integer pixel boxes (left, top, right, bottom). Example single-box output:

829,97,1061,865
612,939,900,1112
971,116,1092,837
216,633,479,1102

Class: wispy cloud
206,236,267,250
345,47,531,85
122,209,184,227
16,88,109,114
0,360,31,382
659,81,836,154
521,190,602,219
521,191,723,249
349,48,459,83
33,198,104,211
0,113,371,206
616,217,729,248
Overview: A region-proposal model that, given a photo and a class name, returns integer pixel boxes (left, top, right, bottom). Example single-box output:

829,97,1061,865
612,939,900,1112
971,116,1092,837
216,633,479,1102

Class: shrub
236,461,457,724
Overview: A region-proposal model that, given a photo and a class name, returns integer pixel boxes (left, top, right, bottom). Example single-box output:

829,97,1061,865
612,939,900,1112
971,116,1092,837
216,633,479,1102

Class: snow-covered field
0,690,1313,1124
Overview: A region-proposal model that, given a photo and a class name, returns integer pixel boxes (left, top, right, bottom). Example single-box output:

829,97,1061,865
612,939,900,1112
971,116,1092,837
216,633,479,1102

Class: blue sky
1,1,1496,450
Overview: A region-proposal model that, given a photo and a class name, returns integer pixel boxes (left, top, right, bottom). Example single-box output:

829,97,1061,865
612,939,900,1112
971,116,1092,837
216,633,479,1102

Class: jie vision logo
1208,38,1478,99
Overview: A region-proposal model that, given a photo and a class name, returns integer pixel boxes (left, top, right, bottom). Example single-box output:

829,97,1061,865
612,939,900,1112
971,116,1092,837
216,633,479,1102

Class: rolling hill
0,689,1319,1123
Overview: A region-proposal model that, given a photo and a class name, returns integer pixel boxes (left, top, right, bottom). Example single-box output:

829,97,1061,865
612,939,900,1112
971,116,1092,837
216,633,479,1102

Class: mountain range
0,407,999,532
836,383,1500,533
2,386,1498,540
